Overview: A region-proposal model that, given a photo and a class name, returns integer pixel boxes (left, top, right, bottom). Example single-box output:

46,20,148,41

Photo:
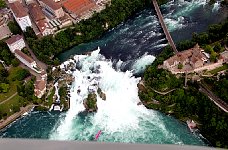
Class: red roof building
14,49,35,64
63,0,96,17
5,35,25,53
9,1,32,31
28,3,45,21
9,2,27,18
5,34,23,45
36,19,53,36
34,79,47,98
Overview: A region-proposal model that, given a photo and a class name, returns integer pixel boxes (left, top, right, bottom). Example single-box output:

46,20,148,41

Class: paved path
152,0,178,54
0,92,17,105
199,83,228,113
151,88,176,95
0,104,36,130
24,41,48,71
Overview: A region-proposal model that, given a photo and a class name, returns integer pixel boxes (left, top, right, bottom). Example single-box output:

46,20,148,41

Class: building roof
63,0,96,16
35,79,46,91
36,19,50,33
14,49,35,63
9,1,28,18
34,79,46,97
39,0,62,10
220,51,228,59
5,34,23,45
28,3,45,21
165,44,207,67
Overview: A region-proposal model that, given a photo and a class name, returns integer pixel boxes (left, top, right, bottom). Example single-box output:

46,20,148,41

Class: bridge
152,0,178,54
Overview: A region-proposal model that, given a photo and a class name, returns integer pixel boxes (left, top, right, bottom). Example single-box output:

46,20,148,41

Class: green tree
204,45,213,53
12,69,30,81
7,21,22,35
0,0,6,8
24,27,37,39
11,105,20,113
0,68,8,77
0,83,9,93
11,58,20,67
210,50,217,62
213,42,222,52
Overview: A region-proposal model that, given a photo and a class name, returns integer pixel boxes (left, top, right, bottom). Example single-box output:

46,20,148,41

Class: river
0,0,227,146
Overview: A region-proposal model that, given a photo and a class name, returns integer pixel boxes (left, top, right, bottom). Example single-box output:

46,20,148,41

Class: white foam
49,48,184,144
131,54,156,74
54,82,60,102
212,1,220,12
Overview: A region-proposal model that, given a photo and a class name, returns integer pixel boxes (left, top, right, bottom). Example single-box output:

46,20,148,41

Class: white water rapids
49,48,204,145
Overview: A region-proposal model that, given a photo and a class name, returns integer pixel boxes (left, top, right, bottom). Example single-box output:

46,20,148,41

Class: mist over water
0,0,227,146
49,49,205,145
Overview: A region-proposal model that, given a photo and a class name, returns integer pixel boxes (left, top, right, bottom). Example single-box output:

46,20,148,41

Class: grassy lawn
7,66,22,81
0,94,21,117
209,64,228,74
0,67,22,103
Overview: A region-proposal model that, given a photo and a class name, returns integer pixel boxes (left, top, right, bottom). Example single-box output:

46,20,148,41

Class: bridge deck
152,0,178,54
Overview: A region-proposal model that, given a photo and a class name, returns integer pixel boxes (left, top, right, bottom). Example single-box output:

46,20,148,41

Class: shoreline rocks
97,88,106,100
137,80,146,92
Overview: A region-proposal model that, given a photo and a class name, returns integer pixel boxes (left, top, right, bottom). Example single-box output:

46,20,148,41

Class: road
199,83,228,113
24,41,48,71
0,92,17,105
152,0,178,54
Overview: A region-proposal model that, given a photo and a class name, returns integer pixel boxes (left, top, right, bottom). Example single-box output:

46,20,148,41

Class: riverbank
138,46,228,148
26,0,155,65
0,104,36,130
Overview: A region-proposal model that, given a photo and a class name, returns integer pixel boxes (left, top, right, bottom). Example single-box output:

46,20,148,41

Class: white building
14,49,41,73
5,34,25,53
9,2,32,31
34,79,46,98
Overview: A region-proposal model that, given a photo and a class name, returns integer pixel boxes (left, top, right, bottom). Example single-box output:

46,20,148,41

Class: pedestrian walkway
152,0,178,54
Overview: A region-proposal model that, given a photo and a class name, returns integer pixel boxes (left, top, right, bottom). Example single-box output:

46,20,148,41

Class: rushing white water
163,0,207,32
54,82,60,102
131,53,156,74
212,1,220,12
49,48,205,145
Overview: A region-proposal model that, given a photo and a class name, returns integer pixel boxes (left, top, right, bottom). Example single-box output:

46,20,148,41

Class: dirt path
0,92,17,105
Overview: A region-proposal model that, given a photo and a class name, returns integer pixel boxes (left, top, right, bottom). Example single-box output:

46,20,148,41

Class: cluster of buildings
8,0,71,37
5,34,46,98
7,0,110,37
163,44,228,74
